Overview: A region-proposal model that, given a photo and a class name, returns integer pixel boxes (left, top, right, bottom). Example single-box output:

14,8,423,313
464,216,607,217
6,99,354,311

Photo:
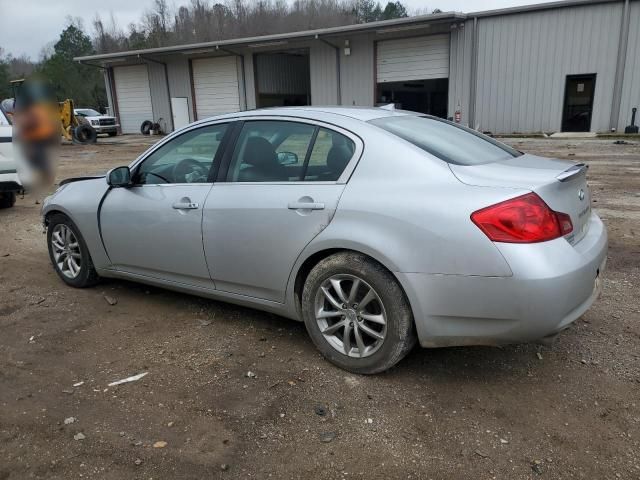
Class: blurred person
12,76,59,196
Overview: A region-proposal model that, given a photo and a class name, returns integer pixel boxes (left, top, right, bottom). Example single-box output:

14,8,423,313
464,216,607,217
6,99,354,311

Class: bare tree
91,0,413,53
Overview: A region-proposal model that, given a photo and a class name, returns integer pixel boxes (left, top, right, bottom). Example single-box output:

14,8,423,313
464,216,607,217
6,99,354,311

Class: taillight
471,192,573,243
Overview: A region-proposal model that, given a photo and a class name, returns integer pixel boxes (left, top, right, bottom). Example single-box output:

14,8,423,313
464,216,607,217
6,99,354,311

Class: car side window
135,123,228,185
304,128,355,181
225,121,355,182
226,121,315,182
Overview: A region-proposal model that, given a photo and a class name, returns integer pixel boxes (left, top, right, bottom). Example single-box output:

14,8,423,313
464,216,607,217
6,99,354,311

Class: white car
74,109,119,136
0,106,21,208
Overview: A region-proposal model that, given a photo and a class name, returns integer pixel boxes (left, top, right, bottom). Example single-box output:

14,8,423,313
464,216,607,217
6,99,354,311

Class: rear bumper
399,212,608,347
0,172,22,192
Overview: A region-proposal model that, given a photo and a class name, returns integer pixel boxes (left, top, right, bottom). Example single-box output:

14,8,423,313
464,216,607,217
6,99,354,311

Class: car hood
59,175,105,186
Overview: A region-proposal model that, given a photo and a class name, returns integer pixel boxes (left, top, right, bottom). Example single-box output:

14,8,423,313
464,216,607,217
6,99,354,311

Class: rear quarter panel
296,125,516,278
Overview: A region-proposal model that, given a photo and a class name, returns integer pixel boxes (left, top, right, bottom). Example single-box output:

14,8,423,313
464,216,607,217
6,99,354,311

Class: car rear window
369,115,521,165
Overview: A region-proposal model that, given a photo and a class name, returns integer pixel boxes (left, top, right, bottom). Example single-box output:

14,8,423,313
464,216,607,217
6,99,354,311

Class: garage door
376,34,450,83
113,65,153,134
192,56,240,119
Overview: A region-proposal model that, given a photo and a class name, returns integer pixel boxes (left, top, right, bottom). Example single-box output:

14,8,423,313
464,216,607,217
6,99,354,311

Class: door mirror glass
107,166,131,187
277,151,299,166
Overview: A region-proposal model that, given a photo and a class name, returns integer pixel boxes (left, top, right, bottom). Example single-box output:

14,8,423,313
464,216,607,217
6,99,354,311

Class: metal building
76,0,640,134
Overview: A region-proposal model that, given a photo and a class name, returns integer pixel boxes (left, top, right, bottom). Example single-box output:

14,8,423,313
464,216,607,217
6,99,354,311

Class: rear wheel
0,192,16,209
47,214,99,287
302,252,416,374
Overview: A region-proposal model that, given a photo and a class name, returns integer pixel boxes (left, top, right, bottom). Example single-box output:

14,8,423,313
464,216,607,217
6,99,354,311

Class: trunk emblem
578,189,585,201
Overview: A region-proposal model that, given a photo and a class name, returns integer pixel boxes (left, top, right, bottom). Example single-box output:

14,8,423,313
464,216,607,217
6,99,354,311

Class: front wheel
302,252,416,374
47,214,99,287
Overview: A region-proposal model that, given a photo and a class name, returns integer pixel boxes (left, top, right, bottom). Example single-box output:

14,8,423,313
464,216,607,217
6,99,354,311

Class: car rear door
202,118,361,302
99,122,231,288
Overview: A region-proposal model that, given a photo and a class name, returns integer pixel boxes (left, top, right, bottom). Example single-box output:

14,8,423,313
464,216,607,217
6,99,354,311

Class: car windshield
369,115,521,165
76,109,101,116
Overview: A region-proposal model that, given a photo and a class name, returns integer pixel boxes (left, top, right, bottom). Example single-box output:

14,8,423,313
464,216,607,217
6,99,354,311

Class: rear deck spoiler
556,163,588,182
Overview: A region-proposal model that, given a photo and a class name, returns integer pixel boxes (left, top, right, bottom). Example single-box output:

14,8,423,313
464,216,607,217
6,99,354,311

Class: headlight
91,120,99,126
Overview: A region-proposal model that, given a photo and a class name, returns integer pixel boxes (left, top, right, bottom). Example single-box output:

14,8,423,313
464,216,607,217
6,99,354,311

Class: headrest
243,136,276,167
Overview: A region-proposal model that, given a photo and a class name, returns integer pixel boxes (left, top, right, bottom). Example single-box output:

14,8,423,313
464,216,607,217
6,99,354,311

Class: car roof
203,106,420,124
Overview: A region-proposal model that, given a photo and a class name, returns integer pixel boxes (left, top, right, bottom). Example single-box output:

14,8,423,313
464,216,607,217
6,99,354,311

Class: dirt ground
0,135,638,480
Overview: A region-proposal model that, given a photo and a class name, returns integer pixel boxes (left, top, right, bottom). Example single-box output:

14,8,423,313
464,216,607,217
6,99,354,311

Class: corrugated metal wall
103,69,115,117
147,62,173,132
449,21,473,125
340,33,375,106
618,0,640,130
474,2,623,133
104,1,640,134
166,56,195,123
310,42,339,105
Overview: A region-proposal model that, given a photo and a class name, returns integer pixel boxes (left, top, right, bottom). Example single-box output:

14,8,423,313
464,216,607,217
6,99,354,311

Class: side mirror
277,151,299,166
107,166,131,187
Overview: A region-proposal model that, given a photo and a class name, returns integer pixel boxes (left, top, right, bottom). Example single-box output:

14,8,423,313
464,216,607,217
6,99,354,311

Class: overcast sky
0,0,557,59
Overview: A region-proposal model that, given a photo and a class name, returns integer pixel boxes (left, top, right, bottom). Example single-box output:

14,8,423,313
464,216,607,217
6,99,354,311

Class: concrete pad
550,132,597,138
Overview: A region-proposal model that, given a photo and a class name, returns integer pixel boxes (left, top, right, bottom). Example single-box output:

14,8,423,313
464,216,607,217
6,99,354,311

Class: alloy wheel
50,224,82,279
314,274,387,358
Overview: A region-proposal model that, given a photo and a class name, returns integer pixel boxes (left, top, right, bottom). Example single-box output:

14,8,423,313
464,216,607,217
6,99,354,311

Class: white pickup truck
0,106,22,208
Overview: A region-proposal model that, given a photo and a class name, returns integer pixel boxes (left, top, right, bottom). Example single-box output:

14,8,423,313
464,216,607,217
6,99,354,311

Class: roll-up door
192,57,240,119
113,65,153,134
376,34,450,83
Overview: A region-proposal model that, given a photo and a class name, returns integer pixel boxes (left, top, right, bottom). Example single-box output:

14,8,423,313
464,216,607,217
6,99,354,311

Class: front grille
99,118,116,126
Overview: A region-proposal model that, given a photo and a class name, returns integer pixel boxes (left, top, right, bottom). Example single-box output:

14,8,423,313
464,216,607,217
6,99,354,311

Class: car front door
99,122,230,288
202,119,360,302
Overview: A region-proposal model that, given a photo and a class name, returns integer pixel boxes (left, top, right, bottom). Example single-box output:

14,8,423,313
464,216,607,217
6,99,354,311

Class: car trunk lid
450,154,592,245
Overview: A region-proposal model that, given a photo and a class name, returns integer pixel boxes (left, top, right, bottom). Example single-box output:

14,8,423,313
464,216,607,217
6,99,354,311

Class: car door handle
288,202,325,210
172,201,199,210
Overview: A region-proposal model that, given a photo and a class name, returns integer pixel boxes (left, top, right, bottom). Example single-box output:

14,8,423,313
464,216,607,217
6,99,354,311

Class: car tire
107,131,117,137
73,125,97,144
47,214,99,288
302,251,416,374
140,120,153,135
0,192,16,209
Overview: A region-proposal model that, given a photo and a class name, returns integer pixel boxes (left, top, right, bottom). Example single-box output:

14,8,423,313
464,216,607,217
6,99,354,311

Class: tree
86,0,413,54
381,1,408,20
354,0,380,23
0,52,10,101
38,21,106,108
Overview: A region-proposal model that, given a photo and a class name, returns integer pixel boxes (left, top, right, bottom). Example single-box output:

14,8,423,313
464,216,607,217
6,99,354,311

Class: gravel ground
0,135,638,479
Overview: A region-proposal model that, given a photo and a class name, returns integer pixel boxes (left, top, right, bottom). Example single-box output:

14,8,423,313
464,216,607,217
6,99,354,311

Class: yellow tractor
8,79,97,144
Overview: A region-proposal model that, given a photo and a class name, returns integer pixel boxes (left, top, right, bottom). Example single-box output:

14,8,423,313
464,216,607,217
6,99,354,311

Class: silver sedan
42,107,608,374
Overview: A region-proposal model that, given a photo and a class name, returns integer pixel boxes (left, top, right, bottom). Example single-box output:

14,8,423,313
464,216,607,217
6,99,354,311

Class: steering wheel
173,158,208,183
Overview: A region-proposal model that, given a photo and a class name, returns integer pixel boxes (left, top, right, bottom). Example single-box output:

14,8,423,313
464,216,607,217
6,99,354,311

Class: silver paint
42,106,608,349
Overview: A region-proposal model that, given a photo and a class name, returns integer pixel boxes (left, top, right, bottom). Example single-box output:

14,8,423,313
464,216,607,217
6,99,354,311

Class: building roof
75,0,622,63
75,11,464,63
